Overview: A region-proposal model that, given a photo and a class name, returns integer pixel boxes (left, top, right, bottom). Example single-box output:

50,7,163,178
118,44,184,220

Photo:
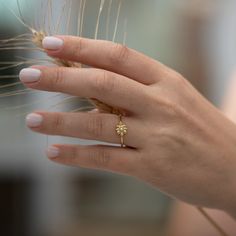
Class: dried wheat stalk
0,0,125,115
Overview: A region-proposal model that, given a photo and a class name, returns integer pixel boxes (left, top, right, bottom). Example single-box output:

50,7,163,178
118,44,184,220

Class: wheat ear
0,0,126,115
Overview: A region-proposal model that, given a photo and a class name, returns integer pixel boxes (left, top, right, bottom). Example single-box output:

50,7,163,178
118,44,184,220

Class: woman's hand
19,36,236,217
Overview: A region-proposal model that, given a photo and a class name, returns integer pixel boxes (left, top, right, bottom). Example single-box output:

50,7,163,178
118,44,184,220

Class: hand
19,36,236,217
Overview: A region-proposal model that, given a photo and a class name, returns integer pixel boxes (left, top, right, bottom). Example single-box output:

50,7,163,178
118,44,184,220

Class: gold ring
116,114,128,147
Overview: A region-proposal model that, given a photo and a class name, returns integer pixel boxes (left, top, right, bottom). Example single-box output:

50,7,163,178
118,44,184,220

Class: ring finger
26,111,141,148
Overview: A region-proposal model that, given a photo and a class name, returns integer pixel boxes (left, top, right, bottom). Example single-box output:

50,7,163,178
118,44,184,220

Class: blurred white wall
203,0,236,105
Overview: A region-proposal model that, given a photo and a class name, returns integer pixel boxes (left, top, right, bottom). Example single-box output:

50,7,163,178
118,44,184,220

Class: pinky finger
46,144,140,175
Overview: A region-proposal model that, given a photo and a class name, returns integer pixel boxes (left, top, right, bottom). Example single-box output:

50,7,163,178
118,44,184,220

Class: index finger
42,36,171,85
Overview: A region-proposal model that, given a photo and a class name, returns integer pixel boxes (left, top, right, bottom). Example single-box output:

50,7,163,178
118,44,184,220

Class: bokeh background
0,0,236,236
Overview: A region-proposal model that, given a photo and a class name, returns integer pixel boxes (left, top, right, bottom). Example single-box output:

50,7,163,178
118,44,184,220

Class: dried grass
0,0,125,115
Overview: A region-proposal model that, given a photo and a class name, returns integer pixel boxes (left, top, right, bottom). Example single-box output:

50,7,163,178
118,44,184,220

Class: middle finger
20,66,148,115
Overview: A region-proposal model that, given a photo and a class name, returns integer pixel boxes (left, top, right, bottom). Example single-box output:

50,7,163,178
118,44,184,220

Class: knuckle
93,70,115,93
70,146,80,162
86,115,104,138
51,113,65,132
148,91,181,119
142,89,155,105
145,90,161,107
51,67,66,91
109,43,129,64
70,37,83,59
88,147,110,168
161,100,181,118
173,73,188,87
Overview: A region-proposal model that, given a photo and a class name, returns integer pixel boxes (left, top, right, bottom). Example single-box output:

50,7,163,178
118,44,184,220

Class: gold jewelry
116,114,128,147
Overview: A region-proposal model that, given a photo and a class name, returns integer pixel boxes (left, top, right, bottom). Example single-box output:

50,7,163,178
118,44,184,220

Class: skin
167,203,236,236
20,36,236,218
167,71,236,235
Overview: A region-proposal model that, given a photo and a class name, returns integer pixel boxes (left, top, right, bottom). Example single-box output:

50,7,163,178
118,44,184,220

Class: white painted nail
47,146,60,158
19,68,41,83
42,36,64,50
26,113,43,128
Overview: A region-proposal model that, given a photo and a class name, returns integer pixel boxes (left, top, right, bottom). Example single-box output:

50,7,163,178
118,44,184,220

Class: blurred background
0,0,236,236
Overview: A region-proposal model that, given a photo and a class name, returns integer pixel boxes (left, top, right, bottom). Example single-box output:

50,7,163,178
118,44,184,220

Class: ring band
116,114,128,147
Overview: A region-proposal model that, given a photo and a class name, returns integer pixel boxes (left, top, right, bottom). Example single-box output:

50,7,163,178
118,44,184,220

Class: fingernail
26,113,43,128
42,36,64,50
47,146,60,158
19,68,41,83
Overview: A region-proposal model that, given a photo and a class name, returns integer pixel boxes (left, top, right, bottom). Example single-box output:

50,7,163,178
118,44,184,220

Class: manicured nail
42,36,64,50
47,146,60,159
19,68,41,83
26,113,43,128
